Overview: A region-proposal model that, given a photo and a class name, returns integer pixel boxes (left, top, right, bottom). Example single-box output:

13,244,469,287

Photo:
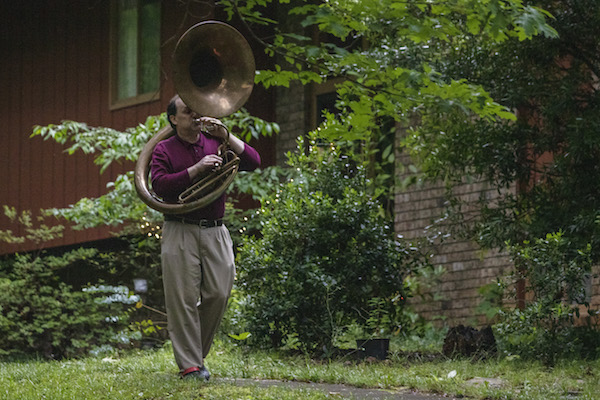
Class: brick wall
394,140,600,326
274,83,307,166
272,3,309,167
395,142,514,327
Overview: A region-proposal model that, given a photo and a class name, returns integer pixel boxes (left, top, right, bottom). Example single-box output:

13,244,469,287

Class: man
151,94,261,380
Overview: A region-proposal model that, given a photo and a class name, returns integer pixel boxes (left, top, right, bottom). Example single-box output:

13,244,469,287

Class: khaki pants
161,220,235,372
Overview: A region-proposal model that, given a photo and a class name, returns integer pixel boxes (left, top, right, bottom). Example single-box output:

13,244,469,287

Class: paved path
219,378,458,399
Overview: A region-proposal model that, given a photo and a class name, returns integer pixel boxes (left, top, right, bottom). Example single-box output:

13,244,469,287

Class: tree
217,0,558,216
32,110,279,231
221,0,600,359
404,0,600,360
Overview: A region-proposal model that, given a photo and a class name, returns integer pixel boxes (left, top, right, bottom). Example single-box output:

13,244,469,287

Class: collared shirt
150,131,261,220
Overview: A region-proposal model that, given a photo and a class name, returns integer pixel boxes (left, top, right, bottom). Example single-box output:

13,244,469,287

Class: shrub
0,249,137,359
235,137,431,351
494,232,600,364
0,208,140,359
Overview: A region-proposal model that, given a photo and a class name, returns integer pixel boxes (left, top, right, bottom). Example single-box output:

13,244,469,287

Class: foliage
364,297,393,338
0,250,137,359
511,232,593,305
224,165,296,245
223,108,280,142
223,5,547,163
236,135,432,351
495,303,600,366
0,208,143,359
32,114,167,173
32,110,280,231
95,232,168,346
493,232,600,364
219,0,556,206
0,206,65,246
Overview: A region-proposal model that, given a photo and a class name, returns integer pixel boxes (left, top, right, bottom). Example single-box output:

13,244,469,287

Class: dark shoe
197,366,210,381
181,366,210,381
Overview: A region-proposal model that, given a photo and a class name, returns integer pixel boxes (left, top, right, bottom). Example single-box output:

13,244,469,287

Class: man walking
151,94,261,380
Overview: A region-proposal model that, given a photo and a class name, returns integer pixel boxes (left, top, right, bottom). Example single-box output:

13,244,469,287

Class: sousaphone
134,21,255,214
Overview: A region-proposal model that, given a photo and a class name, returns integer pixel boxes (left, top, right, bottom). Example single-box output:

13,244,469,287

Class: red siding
0,1,275,255
0,0,275,254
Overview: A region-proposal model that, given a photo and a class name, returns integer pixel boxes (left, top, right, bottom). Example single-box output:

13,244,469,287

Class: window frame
109,0,161,110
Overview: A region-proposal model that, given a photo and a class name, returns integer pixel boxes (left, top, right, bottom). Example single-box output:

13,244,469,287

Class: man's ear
169,114,177,126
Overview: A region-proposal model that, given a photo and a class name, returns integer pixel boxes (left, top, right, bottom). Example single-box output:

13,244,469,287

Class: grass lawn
1,339,599,400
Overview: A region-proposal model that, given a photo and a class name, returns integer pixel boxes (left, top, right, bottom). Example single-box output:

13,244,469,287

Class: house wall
0,1,276,255
394,132,514,326
394,132,600,326
274,83,307,166
0,0,148,254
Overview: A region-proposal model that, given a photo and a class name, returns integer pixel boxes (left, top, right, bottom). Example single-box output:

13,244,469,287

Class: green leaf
228,332,252,341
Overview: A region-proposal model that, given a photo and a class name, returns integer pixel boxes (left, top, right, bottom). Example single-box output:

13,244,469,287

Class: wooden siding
0,1,276,255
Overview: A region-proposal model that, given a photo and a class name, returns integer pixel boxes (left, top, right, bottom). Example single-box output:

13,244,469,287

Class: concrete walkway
218,378,459,399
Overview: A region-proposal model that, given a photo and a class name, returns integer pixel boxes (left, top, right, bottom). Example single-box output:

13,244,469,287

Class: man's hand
199,117,228,140
187,154,223,180
199,116,246,155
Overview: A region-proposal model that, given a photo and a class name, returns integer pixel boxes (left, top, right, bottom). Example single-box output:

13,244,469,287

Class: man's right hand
187,154,224,180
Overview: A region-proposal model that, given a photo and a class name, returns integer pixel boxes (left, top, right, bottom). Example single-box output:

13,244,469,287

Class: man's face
171,98,200,133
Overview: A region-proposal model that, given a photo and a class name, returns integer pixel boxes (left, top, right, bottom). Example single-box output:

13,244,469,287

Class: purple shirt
151,132,261,220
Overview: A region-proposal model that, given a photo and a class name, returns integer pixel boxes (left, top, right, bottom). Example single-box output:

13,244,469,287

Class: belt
164,215,223,228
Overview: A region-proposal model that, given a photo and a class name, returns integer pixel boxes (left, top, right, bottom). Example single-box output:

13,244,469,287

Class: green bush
0,209,141,358
494,232,600,364
94,232,170,347
495,302,600,365
0,249,138,359
236,138,431,351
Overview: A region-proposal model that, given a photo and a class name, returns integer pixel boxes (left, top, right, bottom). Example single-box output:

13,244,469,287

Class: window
110,0,161,109
310,79,343,130
315,91,338,125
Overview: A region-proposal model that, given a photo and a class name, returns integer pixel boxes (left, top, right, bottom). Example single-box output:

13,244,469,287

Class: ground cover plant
1,339,599,400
